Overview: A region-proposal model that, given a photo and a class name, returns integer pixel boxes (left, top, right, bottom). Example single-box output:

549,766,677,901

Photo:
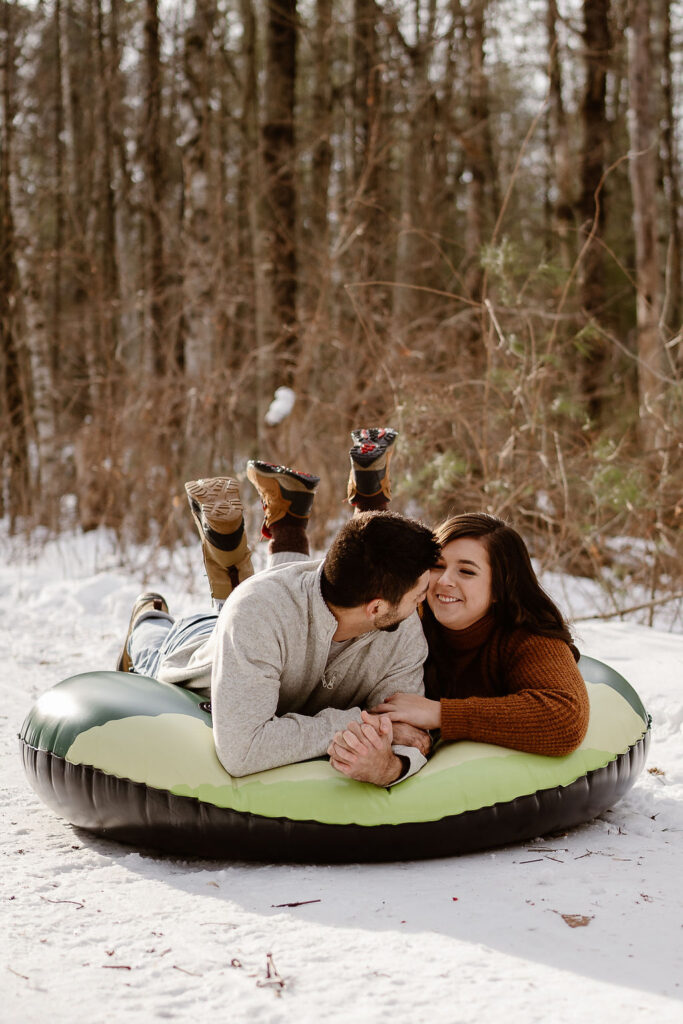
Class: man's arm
210,596,363,776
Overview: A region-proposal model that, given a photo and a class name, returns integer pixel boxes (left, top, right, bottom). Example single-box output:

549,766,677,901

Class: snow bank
2,527,682,1022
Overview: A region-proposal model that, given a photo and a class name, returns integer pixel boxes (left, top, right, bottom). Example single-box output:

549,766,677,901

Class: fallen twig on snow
39,896,84,910
256,953,286,994
271,899,321,908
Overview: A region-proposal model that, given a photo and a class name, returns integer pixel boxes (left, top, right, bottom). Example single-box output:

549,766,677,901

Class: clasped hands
327,709,432,787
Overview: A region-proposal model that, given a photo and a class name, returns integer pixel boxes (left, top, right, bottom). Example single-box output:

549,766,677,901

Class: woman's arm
370,692,442,730
439,634,589,756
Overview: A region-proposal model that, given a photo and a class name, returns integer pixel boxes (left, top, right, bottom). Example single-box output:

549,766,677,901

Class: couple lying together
118,429,589,788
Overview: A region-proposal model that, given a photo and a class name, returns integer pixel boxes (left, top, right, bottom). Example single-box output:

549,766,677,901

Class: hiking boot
347,427,398,504
184,477,254,600
246,460,320,539
117,592,170,673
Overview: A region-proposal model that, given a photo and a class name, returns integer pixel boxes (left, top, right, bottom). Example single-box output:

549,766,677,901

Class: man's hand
390,720,433,757
327,712,402,787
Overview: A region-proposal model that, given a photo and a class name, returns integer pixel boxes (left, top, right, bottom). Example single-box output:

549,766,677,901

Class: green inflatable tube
19,656,650,861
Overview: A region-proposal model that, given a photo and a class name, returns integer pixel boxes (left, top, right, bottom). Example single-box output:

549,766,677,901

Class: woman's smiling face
427,536,493,630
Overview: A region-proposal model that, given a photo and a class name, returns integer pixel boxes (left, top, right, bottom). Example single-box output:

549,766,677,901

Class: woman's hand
370,692,441,730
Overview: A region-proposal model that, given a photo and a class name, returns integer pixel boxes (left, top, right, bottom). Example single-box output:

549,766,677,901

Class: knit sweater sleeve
439,633,589,756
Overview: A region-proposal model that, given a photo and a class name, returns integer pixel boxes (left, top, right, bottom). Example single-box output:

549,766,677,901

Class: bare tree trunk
627,0,664,452
310,0,332,258
235,0,270,443
142,0,168,377
1,0,32,524
394,1,436,324
263,0,298,384
51,0,66,415
463,0,495,304
546,0,574,270
296,0,333,399
660,0,681,340
352,0,384,283
93,0,120,407
577,0,611,416
181,0,218,376
62,0,96,420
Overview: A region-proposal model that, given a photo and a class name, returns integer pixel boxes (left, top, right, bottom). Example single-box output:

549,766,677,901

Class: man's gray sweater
156,560,428,778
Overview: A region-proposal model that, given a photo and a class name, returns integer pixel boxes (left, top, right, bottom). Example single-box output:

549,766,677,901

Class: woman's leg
346,427,397,513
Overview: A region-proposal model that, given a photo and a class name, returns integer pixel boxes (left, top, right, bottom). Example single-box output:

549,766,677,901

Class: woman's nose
439,567,457,586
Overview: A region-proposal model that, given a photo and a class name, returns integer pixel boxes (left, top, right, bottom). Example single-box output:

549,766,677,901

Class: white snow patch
264,386,296,425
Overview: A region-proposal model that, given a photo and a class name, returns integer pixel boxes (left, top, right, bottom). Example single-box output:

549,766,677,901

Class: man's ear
364,598,383,620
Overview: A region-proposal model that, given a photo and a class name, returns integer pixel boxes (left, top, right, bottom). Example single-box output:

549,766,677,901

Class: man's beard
375,607,402,632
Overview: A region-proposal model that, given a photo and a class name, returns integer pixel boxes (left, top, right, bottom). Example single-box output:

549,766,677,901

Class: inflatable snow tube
19,656,650,862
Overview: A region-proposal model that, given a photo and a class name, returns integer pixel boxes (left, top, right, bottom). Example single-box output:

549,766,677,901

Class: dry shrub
8,263,682,628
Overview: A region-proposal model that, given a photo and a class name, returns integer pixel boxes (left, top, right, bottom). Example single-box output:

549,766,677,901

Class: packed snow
2,525,682,1023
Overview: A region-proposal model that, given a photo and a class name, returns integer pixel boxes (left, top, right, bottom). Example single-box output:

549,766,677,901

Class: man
118,458,440,787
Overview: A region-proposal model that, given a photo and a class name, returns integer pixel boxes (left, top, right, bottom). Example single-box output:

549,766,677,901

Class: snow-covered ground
2,527,682,1023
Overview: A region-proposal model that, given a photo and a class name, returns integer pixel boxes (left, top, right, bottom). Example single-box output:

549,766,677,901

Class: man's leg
346,427,398,512
117,593,173,674
246,460,319,566
122,596,218,681
184,477,255,605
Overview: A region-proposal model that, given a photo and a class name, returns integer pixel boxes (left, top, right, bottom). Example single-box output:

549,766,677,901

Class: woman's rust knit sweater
423,612,589,757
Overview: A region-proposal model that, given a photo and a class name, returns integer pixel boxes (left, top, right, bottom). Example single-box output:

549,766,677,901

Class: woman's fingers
368,706,402,721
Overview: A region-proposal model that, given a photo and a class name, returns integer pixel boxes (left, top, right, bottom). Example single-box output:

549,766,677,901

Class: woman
371,512,590,757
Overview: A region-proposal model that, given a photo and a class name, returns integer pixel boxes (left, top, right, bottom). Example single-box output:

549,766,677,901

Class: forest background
1,0,681,624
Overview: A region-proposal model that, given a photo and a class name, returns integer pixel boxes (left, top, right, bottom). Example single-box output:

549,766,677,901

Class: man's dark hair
320,511,440,608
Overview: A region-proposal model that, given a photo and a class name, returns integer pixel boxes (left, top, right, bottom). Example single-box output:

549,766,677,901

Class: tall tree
627,0,665,452
394,0,439,324
352,0,384,284
142,0,169,377
92,0,121,407
263,0,298,383
1,0,31,523
546,0,574,270
660,0,681,339
578,0,611,416
462,0,498,311
181,0,219,374
310,0,332,259
51,0,66,409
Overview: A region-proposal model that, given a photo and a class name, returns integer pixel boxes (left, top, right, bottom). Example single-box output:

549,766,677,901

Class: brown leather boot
246,460,319,540
347,428,398,508
184,477,254,600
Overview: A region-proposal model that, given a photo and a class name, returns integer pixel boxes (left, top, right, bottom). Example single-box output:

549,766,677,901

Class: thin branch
574,591,683,622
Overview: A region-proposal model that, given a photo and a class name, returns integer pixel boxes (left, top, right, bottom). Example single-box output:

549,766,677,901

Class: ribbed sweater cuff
439,698,470,741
